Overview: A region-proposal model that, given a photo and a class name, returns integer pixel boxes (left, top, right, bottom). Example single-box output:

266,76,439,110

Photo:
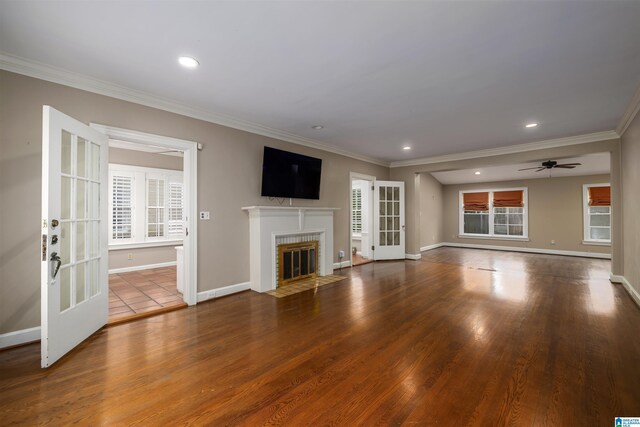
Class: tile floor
265,274,347,298
352,253,373,266
109,266,185,322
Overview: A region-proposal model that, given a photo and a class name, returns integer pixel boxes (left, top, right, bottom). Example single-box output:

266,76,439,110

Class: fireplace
242,206,336,292
277,241,319,286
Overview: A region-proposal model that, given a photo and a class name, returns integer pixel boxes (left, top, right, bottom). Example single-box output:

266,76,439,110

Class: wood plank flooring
1,248,639,426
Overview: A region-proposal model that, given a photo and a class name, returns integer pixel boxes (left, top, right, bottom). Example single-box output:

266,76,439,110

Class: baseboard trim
333,260,352,269
420,243,445,252
610,274,640,308
0,326,40,350
441,242,611,259
109,261,177,274
197,281,251,303
405,253,422,260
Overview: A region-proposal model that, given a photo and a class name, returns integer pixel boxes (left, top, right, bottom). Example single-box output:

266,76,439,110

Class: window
583,184,611,243
109,164,183,246
459,188,528,239
352,187,362,233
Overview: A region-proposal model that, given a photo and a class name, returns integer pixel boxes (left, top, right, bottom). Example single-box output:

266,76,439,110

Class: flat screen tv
261,146,322,200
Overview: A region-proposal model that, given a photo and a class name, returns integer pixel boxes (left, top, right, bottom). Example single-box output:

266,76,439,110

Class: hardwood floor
1,248,639,426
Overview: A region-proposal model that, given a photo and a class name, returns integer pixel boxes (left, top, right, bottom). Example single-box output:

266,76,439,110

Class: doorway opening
90,124,199,323
350,173,375,267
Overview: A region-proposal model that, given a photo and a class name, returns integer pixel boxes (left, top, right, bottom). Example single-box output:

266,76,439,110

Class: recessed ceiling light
403,146,412,151
178,56,199,68
475,171,481,175
311,125,324,130
525,123,538,128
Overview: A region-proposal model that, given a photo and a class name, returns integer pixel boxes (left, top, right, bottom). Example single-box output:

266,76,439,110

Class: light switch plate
199,211,210,220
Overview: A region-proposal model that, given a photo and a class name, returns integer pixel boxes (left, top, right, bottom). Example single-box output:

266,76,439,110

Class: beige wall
109,147,183,171
0,70,388,334
441,175,611,255
621,111,640,295
108,147,184,271
418,173,443,248
109,246,180,271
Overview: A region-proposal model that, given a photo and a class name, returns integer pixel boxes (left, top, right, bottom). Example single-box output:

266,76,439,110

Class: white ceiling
1,1,640,162
431,152,610,185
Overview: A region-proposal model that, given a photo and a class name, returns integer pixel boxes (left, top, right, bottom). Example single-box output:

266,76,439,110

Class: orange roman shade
493,190,524,208
463,192,489,211
588,186,610,206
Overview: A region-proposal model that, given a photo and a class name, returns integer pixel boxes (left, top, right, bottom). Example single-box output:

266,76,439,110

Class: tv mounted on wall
261,146,322,200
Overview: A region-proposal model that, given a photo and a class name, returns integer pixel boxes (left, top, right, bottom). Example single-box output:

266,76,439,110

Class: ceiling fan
518,160,582,172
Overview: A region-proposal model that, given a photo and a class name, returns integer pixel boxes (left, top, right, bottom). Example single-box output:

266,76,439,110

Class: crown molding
0,52,389,167
389,130,619,168
616,82,640,137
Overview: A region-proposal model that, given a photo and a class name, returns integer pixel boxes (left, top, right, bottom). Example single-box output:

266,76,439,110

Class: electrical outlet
199,211,210,220
338,250,345,258
551,240,556,245
127,253,133,260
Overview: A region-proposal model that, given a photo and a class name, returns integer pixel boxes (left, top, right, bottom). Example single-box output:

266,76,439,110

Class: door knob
51,219,59,228
50,252,61,279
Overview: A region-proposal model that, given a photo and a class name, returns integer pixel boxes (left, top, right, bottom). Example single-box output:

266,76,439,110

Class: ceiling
431,153,610,185
1,1,640,162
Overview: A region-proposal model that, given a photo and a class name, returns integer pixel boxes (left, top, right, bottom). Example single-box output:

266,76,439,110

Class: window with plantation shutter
109,164,183,247
168,182,184,237
111,174,133,240
147,177,165,238
352,188,362,233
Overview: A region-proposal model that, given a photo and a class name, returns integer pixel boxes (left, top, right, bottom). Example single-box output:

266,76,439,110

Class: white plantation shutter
168,182,184,237
352,188,362,233
109,164,182,245
111,174,133,240
147,177,165,238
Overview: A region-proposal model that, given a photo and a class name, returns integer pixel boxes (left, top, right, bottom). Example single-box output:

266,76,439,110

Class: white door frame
90,124,198,306
349,172,376,266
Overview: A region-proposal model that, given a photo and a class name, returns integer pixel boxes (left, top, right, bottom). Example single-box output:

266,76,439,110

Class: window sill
582,240,611,247
109,240,183,250
458,234,530,242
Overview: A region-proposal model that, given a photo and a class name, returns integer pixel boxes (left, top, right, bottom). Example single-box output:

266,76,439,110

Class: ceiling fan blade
555,163,582,167
518,167,544,171
534,167,547,172
554,165,576,169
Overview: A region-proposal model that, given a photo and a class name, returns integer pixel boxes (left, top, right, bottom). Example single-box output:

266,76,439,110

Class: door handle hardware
50,252,61,279
51,235,58,245
51,219,59,228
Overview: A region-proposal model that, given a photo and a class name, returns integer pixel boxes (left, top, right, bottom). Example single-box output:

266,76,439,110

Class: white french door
41,106,108,368
373,181,405,260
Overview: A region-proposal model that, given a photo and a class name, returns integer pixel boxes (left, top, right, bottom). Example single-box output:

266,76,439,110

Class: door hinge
42,234,47,261
371,245,375,251
371,186,374,191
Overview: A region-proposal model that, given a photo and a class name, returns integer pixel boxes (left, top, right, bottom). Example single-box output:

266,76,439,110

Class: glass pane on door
58,129,101,313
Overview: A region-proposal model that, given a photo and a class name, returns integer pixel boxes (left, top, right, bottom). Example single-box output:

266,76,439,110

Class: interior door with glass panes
373,181,405,260
41,106,108,368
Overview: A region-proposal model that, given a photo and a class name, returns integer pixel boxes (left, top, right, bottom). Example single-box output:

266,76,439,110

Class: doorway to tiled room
106,139,188,324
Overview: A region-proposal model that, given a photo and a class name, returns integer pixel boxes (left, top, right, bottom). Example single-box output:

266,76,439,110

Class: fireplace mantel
242,206,337,292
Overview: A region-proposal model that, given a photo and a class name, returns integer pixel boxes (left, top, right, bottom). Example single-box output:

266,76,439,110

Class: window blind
352,188,362,233
112,174,133,239
493,190,524,208
168,182,184,236
147,178,165,237
588,186,611,206
463,192,489,211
